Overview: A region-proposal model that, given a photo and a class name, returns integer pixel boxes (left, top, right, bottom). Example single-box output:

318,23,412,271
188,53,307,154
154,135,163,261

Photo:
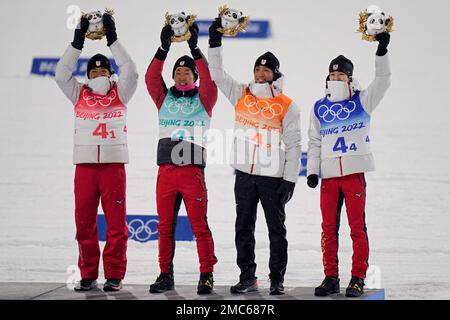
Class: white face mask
87,76,111,95
326,80,352,102
250,82,272,98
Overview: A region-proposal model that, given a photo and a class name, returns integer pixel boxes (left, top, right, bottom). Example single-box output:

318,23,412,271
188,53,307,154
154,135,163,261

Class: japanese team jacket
55,41,138,164
307,53,391,179
208,46,302,183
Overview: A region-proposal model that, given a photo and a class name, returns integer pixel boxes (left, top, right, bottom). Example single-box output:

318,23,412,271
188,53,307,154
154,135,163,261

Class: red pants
74,163,128,280
320,173,369,279
156,164,217,273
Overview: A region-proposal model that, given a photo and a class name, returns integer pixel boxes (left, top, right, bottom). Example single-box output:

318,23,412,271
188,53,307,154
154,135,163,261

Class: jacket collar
324,77,362,102
248,74,284,98
170,85,198,98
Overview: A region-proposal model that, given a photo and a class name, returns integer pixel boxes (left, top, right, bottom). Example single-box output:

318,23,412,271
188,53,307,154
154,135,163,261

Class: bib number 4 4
333,137,357,153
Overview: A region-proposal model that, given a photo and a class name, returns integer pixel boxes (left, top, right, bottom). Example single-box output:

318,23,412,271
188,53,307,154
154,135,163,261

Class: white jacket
55,41,138,164
208,46,302,183
307,53,391,179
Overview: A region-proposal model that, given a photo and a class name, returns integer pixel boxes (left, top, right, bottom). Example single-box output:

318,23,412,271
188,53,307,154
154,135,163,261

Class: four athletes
56,11,391,297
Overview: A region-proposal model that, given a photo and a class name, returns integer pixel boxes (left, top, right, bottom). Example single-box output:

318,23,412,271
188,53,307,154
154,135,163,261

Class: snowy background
1,0,449,299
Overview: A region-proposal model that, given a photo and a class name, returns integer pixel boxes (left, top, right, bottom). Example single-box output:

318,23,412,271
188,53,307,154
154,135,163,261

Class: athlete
55,14,138,292
145,22,218,295
208,18,302,295
306,32,391,297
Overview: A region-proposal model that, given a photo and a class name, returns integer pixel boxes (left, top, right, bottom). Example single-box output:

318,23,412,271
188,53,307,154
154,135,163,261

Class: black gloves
208,17,223,48
160,25,174,51
187,22,199,50
71,14,119,49
307,174,319,189
277,180,296,205
375,32,390,56
71,17,89,50
103,13,117,47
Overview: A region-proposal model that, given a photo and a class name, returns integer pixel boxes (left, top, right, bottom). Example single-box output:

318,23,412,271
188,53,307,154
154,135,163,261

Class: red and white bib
74,84,127,145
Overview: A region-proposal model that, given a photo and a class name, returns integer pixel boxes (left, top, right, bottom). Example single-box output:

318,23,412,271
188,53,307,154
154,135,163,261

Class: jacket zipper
339,156,343,176
97,145,100,163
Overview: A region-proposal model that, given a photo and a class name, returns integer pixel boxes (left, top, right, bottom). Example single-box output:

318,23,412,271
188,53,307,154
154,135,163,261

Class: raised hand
187,22,199,50
71,16,89,50
160,25,174,51
102,13,117,46
208,17,223,48
375,32,390,56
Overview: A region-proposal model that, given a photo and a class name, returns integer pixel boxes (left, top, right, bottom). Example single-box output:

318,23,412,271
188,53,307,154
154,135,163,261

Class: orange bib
234,88,292,132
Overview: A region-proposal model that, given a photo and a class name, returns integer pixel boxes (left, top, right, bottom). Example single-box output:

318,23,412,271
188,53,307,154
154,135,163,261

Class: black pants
234,170,288,282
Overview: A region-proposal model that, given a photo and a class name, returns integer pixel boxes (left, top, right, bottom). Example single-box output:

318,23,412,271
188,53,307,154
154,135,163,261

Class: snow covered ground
0,0,449,299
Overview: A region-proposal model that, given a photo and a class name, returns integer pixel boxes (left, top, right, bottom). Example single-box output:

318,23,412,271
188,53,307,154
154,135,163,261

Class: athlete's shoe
74,279,98,292
197,272,214,295
314,276,340,296
103,279,122,292
230,278,258,294
345,276,364,297
269,279,285,295
149,273,174,293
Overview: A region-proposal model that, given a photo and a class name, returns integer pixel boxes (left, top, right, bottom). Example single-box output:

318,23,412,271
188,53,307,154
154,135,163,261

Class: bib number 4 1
92,123,126,139
333,137,357,153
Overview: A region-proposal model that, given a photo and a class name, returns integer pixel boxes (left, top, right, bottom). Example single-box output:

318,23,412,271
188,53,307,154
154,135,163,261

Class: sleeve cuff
283,175,298,184
191,47,202,60
155,47,168,60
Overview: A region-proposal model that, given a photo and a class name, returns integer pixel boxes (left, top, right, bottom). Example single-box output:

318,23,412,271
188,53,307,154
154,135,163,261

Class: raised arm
102,14,138,104
207,18,246,106
109,41,138,104
186,23,218,116
55,17,89,105
145,25,173,110
359,32,392,114
195,51,218,117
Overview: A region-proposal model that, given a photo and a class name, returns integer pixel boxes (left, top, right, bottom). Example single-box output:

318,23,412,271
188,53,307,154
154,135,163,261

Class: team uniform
145,46,218,276
208,46,302,289
307,53,391,282
55,40,138,282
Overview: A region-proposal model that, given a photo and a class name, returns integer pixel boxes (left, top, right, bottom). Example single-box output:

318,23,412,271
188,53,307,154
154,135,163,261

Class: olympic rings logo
243,95,284,120
127,218,159,242
317,101,357,123
82,89,116,107
164,96,200,115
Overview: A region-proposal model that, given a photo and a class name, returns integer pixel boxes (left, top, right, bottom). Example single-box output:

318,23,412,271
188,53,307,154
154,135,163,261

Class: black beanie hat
329,55,353,77
87,54,113,78
254,51,281,81
172,55,198,82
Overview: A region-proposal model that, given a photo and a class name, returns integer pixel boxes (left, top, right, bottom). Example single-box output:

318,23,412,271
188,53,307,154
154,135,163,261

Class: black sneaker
269,279,285,295
314,276,340,296
230,278,258,294
197,272,214,295
345,276,364,297
149,273,174,293
74,279,98,292
103,279,122,292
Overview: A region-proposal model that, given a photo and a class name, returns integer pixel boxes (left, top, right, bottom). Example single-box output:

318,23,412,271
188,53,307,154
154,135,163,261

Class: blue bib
313,92,372,158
